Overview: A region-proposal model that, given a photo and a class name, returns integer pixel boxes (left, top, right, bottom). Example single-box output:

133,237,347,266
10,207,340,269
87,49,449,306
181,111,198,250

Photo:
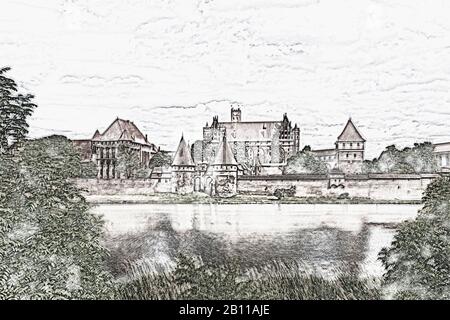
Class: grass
115,255,382,300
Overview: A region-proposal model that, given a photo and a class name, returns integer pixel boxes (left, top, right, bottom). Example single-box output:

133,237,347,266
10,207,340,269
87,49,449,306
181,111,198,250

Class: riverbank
84,193,422,205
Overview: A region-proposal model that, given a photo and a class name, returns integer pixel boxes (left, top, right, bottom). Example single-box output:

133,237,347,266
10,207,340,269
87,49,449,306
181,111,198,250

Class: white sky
1,0,450,159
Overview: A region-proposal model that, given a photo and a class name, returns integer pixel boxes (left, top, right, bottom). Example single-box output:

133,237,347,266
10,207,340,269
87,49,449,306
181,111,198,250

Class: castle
72,105,450,198
168,107,369,197
192,104,300,175
72,117,158,179
172,133,239,197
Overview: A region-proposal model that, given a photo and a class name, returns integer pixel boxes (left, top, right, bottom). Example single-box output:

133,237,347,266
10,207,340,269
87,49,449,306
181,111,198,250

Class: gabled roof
172,135,195,166
337,118,366,142
213,134,238,166
92,118,151,145
92,130,101,140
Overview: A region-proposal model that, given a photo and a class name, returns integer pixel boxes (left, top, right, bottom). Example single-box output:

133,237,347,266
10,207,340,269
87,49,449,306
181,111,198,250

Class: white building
433,142,450,172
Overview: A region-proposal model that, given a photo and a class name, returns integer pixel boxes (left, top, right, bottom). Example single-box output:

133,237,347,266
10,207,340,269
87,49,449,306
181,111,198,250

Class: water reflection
93,204,419,277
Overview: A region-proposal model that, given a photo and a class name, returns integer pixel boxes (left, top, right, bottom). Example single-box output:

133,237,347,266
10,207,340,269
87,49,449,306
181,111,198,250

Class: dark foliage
363,142,439,174
116,144,143,179
284,147,328,174
0,67,36,154
0,69,113,299
273,186,296,199
117,254,381,300
379,176,450,299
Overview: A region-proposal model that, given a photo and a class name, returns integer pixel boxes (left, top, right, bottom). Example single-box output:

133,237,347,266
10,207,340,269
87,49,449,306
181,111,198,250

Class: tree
0,69,113,299
116,144,142,179
363,143,439,174
148,150,172,169
283,147,328,174
379,176,450,299
0,67,36,154
79,161,98,178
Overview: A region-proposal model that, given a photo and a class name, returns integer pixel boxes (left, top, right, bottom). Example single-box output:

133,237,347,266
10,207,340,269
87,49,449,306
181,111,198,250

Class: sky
1,0,450,159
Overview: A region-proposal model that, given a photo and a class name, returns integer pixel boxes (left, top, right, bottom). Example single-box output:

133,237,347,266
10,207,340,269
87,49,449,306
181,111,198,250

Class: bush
363,143,439,174
284,148,328,174
338,193,350,200
0,137,114,299
379,176,450,299
273,186,296,199
79,161,98,178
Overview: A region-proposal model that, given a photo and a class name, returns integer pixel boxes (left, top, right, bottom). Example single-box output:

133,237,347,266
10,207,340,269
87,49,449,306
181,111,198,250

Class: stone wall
75,173,441,201
238,174,440,201
238,175,329,196
74,178,171,195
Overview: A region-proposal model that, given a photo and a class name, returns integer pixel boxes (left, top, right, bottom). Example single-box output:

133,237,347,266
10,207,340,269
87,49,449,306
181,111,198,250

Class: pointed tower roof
172,135,195,166
337,118,366,142
92,129,101,140
213,134,238,166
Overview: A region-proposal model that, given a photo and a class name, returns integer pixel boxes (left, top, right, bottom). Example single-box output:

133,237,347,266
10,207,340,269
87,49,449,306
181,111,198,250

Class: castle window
350,143,353,147
354,154,357,158
357,143,360,147
343,143,345,147
346,153,349,158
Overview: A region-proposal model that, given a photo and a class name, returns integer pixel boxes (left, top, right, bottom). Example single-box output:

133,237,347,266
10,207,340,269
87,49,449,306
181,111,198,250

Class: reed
116,255,381,300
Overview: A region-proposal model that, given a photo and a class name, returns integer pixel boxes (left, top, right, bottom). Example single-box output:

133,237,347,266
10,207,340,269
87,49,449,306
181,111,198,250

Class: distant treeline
362,142,438,174
284,143,439,174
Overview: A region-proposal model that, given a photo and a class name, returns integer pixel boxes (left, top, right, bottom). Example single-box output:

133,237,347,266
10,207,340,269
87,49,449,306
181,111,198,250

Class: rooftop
172,135,195,166
212,135,238,166
92,118,154,147
337,118,366,142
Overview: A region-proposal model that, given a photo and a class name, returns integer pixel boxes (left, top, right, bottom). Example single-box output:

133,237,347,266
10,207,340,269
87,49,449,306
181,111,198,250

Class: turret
336,118,366,173
231,106,242,123
171,134,196,194
209,134,238,197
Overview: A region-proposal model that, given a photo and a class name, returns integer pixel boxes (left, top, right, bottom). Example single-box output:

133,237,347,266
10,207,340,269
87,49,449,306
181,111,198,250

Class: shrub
379,176,450,299
0,137,114,299
273,186,296,199
284,148,328,174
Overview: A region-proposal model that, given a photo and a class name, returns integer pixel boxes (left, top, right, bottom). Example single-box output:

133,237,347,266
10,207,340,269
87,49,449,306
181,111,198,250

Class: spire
213,134,237,166
337,118,365,142
172,135,195,166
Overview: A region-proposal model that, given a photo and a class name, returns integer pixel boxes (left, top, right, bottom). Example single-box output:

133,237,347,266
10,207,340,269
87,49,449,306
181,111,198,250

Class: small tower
293,123,301,154
171,135,196,194
231,105,242,123
336,118,366,174
209,134,239,197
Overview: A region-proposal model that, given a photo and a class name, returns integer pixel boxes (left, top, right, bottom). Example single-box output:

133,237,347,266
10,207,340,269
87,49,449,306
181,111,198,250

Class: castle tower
209,134,239,197
335,118,365,174
293,123,300,154
231,105,242,123
171,134,196,194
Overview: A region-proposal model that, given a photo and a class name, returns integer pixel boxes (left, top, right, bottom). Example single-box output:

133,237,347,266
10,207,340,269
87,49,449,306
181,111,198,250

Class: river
91,203,421,278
